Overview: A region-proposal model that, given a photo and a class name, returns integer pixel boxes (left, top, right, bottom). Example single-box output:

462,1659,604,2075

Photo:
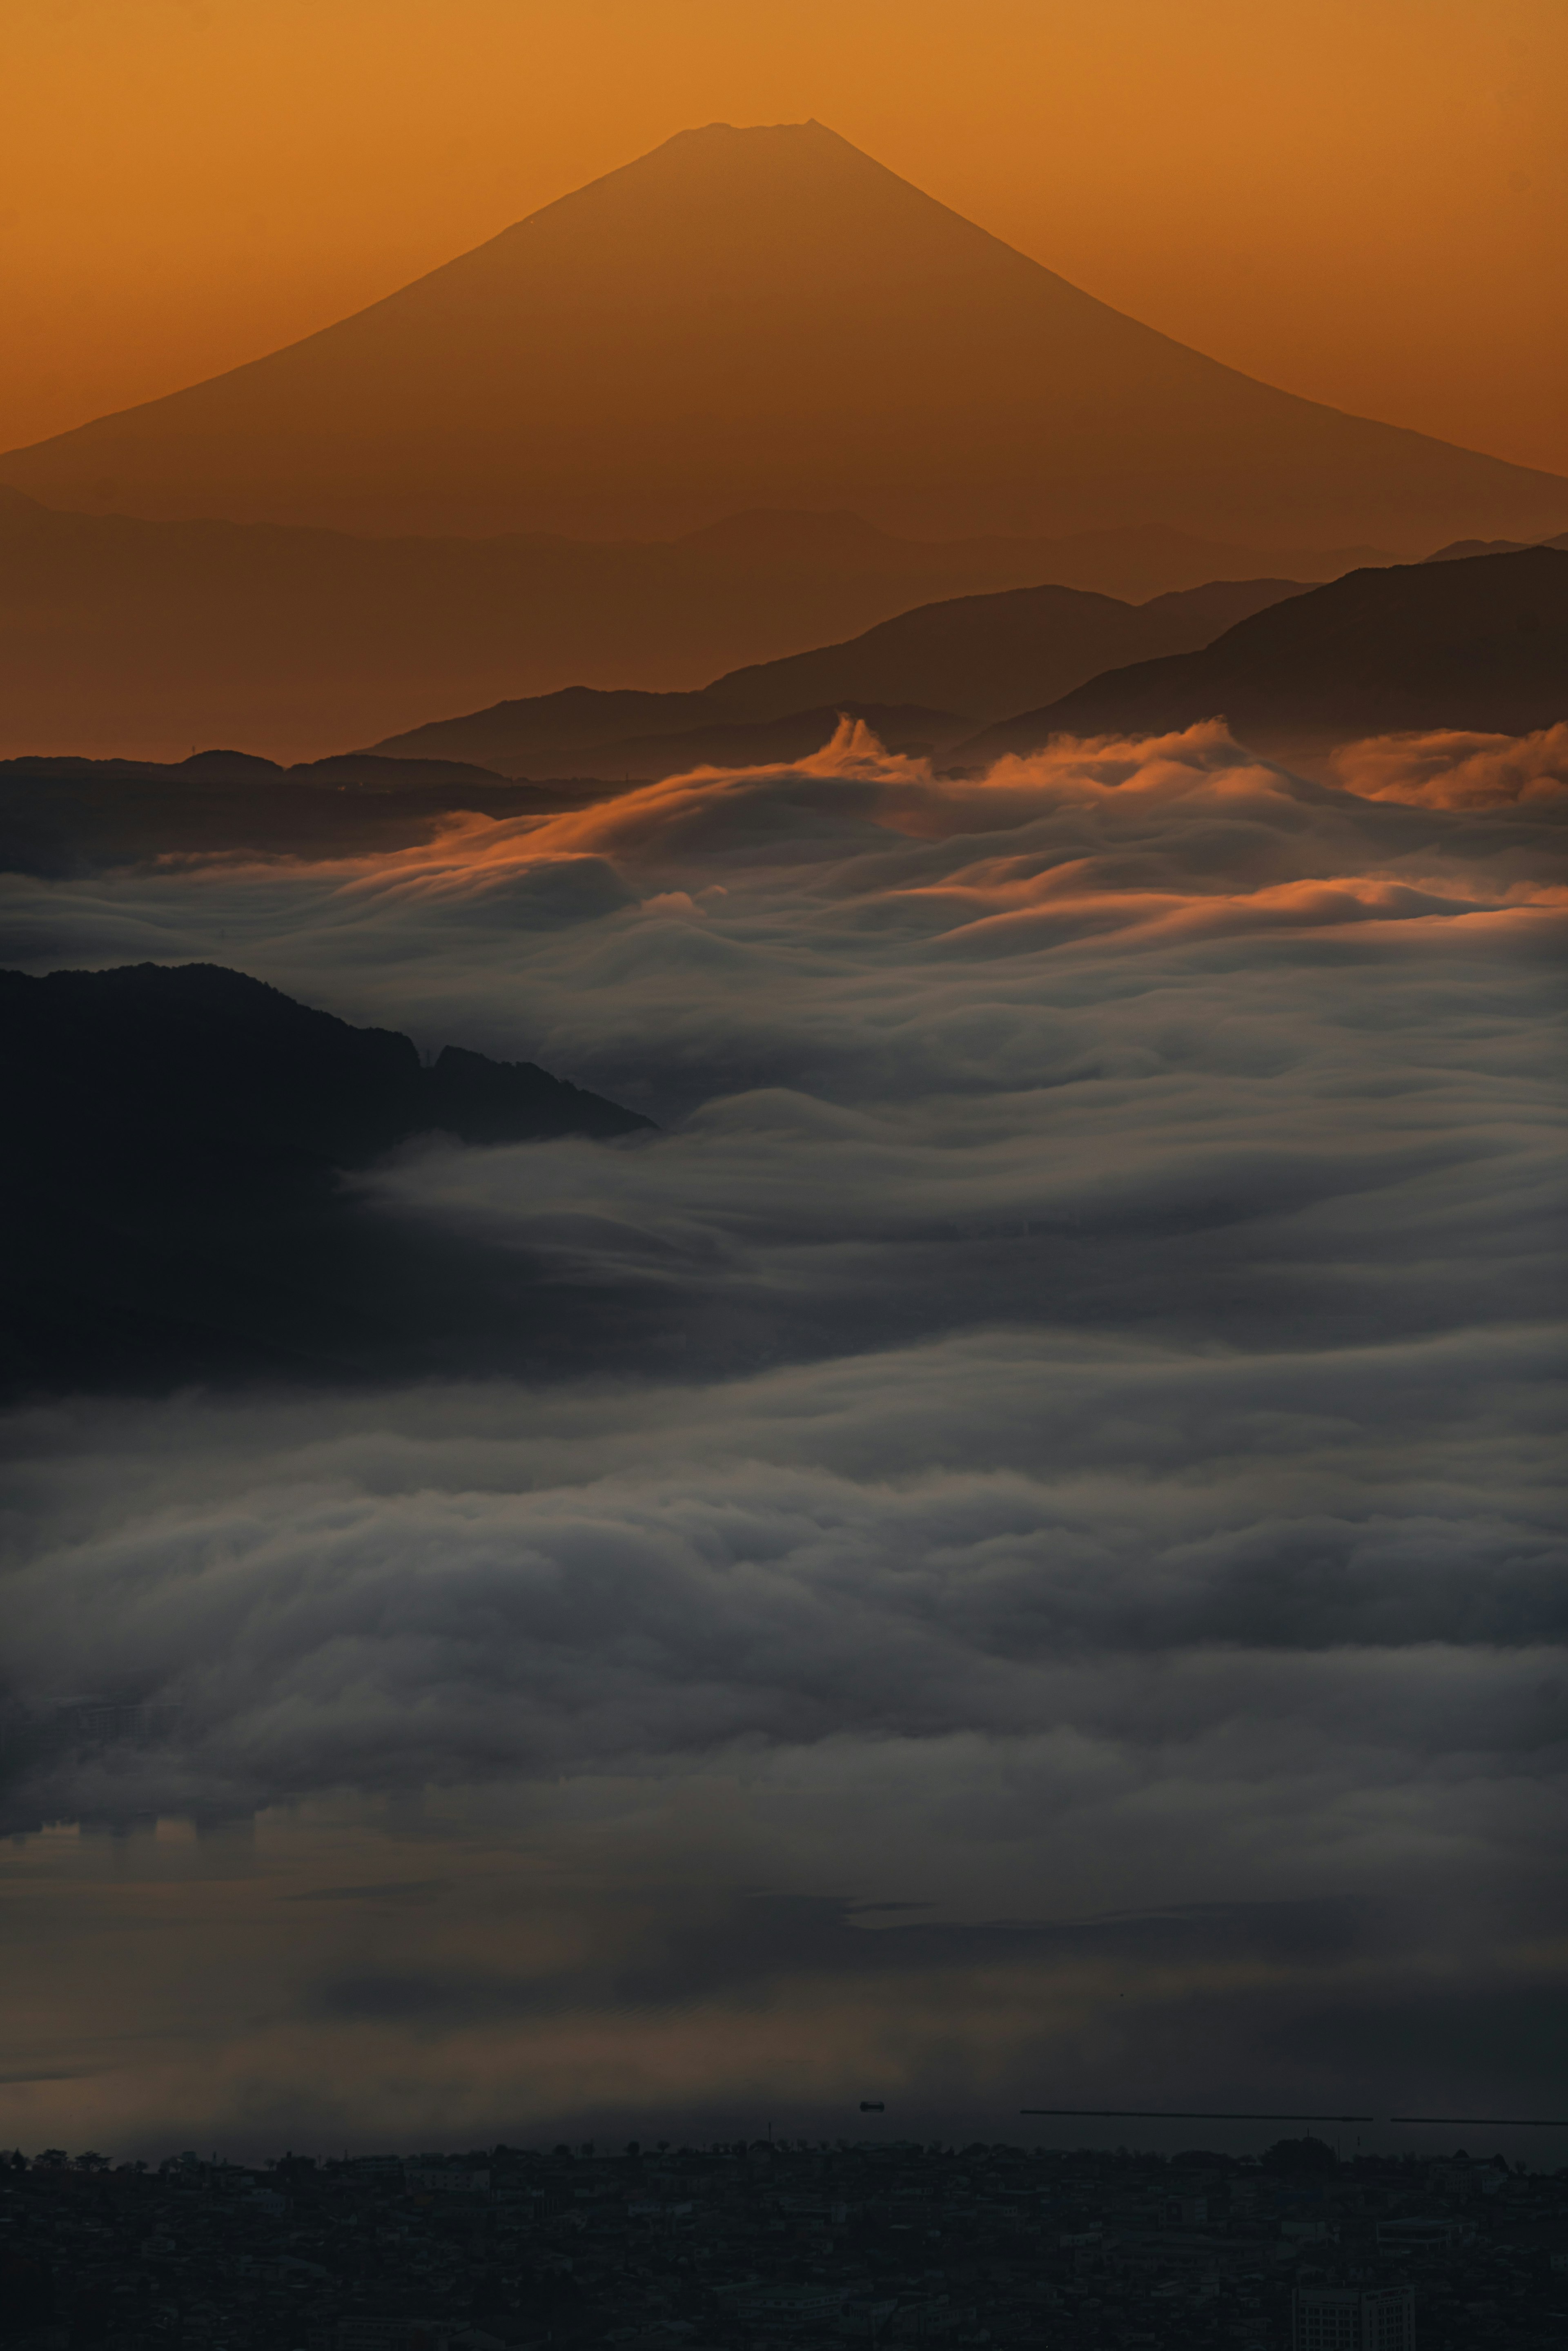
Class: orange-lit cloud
148,718,1562,951
1330,723,1568,807
4,714,1563,2149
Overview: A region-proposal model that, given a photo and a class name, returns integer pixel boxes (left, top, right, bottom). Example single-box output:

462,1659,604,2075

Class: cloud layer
1329,722,1568,807
2,720,1564,2144
5,718,1564,1796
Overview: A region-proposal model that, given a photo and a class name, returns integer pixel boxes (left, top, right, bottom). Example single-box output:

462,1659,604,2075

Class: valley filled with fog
2,718,1563,2153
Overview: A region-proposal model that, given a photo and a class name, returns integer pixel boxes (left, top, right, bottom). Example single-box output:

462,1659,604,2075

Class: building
1164,2193,1208,2224
1293,2284,1415,2351
1376,2215,1472,2250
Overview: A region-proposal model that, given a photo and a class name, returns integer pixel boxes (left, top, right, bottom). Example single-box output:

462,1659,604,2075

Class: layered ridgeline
2,123,1563,549
958,549,1568,762
0,751,550,875
1,964,652,1394
0,488,1381,764
9,557,1566,875
370,577,1307,777
0,577,1309,872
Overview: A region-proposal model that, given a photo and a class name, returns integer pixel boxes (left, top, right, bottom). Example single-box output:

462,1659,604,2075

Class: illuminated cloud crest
2,718,1565,2144
1329,721,1568,807
4,721,1562,1834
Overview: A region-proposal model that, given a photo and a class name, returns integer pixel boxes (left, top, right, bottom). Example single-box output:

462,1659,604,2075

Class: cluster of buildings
5,2135,1565,2351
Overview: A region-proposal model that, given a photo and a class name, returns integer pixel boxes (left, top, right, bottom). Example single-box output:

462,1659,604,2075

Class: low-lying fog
3,720,1564,2156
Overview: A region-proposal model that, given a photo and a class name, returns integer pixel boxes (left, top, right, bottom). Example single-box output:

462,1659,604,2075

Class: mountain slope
1425,529,1568,562
2,122,1562,547
1,963,652,1394
372,577,1310,775
956,550,1568,759
0,751,557,876
702,577,1306,728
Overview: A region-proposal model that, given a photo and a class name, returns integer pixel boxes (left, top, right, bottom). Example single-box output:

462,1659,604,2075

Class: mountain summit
3,121,1563,546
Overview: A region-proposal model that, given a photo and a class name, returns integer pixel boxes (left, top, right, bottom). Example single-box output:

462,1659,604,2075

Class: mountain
0,487,1373,763
703,576,1306,728
0,750,556,877
671,514,1389,600
372,577,1310,775
1425,530,1568,562
954,550,1568,761
1,963,651,1394
0,574,1310,867
2,123,1562,549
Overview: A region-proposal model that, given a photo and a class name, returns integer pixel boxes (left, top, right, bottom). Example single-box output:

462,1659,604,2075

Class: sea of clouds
2,720,1564,2140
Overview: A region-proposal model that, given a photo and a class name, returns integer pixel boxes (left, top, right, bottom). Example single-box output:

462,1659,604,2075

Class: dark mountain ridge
956,549,1568,761
0,751,548,877
2,964,652,1395
371,577,1310,775
1426,529,1568,563
13,557,1561,883
0,577,1313,873
0,484,1374,765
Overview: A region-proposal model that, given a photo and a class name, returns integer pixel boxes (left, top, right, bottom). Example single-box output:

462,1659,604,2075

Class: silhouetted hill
0,577,1321,870
1,123,1560,548
707,577,1305,728
1425,529,1568,562
0,749,562,876
1,964,652,1394
955,550,1568,760
373,577,1311,775
0,486,1374,762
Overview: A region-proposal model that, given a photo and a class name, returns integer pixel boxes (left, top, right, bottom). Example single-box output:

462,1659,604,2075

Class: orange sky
3,0,1564,485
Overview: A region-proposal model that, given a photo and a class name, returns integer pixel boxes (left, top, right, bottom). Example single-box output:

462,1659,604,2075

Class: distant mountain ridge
372,577,1310,776
1425,530,1568,562
0,486,1374,762
1,121,1561,548
0,749,554,875
956,550,1568,760
9,557,1565,882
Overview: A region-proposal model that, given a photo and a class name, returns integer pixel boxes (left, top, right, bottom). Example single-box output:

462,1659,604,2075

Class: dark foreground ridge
4,2134,1560,2351
1,964,653,1397
957,548,1568,762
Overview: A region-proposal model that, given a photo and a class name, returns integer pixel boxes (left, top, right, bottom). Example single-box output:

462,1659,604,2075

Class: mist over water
3,721,1565,2157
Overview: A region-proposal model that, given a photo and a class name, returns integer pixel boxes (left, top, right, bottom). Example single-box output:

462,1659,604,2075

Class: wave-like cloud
3,723,1562,1840
5,720,1562,1111
7,1319,1563,1826
1330,722,1568,808
2,717,1565,2146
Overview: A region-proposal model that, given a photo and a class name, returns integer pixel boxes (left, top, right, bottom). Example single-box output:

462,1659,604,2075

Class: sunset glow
2,0,1565,2286
3,0,1564,475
